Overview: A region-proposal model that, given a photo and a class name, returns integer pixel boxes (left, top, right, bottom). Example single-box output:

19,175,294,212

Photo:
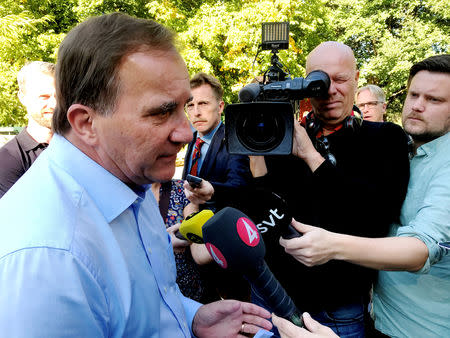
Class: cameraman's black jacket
252,120,410,312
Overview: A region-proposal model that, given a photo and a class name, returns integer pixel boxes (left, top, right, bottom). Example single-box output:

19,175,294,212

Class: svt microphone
176,209,214,243
235,187,301,240
202,207,304,327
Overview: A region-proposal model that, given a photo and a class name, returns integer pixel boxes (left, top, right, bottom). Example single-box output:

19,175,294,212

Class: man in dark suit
182,73,251,302
182,72,251,208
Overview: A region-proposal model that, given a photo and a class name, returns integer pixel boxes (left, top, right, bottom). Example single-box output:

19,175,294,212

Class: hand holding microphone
175,209,214,243
272,312,338,338
184,175,214,205
166,223,190,250
202,207,304,328
279,220,337,267
235,187,302,240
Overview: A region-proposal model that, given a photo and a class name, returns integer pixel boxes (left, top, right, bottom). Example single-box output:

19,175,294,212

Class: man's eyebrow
426,94,445,101
146,101,178,115
335,73,351,80
186,96,193,104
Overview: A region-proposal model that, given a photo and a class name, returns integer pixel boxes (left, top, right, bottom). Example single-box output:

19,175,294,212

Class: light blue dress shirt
187,121,222,174
373,132,450,337
0,134,201,337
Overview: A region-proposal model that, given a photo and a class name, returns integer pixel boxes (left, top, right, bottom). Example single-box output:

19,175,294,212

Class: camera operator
249,41,410,337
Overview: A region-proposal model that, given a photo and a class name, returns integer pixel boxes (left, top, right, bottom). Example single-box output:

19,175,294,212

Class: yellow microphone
177,209,214,243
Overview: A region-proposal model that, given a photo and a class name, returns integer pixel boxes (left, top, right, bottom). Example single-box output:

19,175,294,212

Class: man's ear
218,100,225,114
17,90,26,107
354,70,360,89
66,104,98,146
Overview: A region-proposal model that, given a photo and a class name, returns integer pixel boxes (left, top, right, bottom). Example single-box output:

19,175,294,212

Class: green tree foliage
0,0,66,126
0,0,448,126
326,0,449,122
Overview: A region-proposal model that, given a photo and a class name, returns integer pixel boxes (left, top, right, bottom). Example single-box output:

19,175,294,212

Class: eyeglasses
356,101,383,110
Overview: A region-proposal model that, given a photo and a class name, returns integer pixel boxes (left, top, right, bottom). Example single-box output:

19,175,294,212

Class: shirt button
148,248,152,254
164,287,168,293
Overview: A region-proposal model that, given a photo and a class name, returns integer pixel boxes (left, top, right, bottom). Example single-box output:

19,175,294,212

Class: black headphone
304,105,363,166
304,105,363,136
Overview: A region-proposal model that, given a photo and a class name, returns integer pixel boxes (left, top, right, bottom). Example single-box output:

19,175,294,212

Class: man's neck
27,118,52,143
151,182,161,203
197,120,221,139
316,111,353,136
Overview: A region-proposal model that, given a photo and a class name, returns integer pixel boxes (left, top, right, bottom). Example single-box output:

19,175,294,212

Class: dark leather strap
158,181,172,223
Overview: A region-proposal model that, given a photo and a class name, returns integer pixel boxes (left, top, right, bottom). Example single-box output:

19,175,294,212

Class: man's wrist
301,150,325,172
330,232,348,261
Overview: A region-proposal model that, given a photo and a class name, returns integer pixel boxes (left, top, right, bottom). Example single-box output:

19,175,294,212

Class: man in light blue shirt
270,54,450,337
371,55,450,338
0,13,272,337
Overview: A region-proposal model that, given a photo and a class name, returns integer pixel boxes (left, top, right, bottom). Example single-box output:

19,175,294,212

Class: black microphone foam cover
232,187,300,240
202,206,304,328
202,207,265,272
238,83,261,102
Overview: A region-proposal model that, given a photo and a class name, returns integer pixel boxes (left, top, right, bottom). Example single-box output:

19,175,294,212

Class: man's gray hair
356,84,386,103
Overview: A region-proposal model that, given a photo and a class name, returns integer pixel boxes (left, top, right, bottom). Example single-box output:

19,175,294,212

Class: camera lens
236,111,285,152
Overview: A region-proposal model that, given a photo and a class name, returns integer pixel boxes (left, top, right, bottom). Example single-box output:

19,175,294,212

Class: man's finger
302,312,338,337
291,219,315,234
272,313,309,337
242,314,273,331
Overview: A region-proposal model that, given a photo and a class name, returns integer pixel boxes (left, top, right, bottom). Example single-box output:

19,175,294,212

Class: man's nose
173,112,193,144
328,81,338,95
192,104,202,116
411,97,425,112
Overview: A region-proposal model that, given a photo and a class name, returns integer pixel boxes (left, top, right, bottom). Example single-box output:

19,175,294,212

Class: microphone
231,187,301,240
238,83,262,102
176,209,214,243
202,207,304,327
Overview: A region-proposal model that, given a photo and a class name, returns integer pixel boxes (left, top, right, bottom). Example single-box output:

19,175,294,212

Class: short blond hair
17,61,55,94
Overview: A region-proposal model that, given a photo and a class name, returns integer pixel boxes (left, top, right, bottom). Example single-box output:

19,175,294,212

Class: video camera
225,22,330,155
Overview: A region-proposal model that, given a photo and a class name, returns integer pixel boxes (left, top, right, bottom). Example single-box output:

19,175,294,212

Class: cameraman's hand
279,219,338,267
249,156,268,177
184,179,214,205
292,121,324,172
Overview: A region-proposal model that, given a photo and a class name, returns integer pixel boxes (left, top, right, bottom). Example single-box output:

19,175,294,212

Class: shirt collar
17,128,47,151
49,134,148,223
199,121,222,145
415,132,450,158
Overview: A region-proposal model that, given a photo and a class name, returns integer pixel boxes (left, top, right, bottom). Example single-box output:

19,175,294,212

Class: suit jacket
182,123,251,208
182,123,252,301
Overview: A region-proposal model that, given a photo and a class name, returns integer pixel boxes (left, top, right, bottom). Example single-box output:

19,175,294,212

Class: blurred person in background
355,85,387,122
0,61,55,197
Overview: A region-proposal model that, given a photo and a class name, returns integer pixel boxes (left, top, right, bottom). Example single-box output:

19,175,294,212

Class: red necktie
189,138,205,176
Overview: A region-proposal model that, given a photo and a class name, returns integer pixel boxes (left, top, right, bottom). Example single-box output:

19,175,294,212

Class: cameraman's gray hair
356,84,386,103
17,61,55,94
